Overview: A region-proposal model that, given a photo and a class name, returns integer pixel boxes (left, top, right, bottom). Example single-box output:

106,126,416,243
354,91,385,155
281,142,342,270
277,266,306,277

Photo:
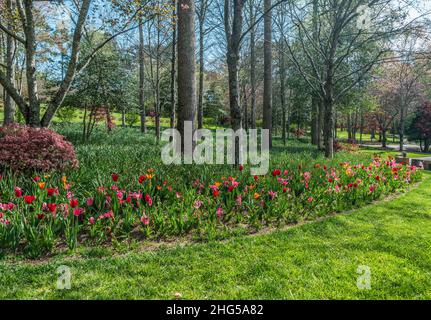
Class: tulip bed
0,126,423,258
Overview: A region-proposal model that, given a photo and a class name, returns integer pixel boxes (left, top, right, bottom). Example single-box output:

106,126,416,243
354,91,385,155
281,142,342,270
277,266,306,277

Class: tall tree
2,0,15,125
262,0,272,147
285,0,404,158
224,0,246,164
310,0,319,146
169,0,177,129
246,0,258,129
177,0,197,152
138,14,147,133
273,1,290,145
196,0,211,129
0,0,144,127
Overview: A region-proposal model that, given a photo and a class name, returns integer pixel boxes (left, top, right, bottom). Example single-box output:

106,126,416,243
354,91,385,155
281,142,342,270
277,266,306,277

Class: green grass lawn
1,172,430,299
359,148,430,159
336,129,400,143
0,107,223,130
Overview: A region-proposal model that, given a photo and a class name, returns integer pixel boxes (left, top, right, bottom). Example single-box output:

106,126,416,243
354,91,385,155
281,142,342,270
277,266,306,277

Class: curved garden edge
3,171,429,267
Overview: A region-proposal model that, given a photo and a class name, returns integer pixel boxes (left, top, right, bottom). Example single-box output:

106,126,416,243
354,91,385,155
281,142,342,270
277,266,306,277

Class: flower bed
0,157,421,258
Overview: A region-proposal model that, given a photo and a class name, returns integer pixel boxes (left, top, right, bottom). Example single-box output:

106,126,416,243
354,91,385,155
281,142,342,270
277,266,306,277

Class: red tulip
144,194,153,206
47,188,57,197
112,173,119,182
272,169,281,177
239,165,244,172
73,207,85,216
138,175,146,184
47,203,57,213
86,198,94,206
70,198,78,208
24,195,36,204
14,187,23,198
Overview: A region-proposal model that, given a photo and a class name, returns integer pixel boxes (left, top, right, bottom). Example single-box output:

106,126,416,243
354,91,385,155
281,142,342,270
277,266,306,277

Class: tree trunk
352,109,358,140
317,100,324,150
227,54,242,132
197,2,205,129
311,97,319,145
263,0,272,148
225,0,245,165
334,108,337,139
323,98,334,158
197,25,204,129
382,129,387,148
106,106,112,133
323,69,334,158
241,82,248,130
40,0,91,127
347,113,352,140
155,13,162,141
323,26,338,158
310,0,319,145
23,0,40,126
399,106,405,152
139,17,147,133
279,40,287,146
121,109,126,128
3,0,15,125
249,3,256,129
177,0,197,152
0,0,90,127
170,0,177,129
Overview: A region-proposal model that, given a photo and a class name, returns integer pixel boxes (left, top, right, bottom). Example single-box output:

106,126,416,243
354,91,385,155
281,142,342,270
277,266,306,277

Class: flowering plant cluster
0,124,79,173
0,157,421,257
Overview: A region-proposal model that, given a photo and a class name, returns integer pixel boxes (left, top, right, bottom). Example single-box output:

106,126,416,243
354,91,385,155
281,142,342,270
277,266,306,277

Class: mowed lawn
1,172,430,299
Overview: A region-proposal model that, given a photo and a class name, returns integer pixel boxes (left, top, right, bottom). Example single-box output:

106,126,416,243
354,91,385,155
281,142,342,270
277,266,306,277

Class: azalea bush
0,154,421,258
0,124,78,174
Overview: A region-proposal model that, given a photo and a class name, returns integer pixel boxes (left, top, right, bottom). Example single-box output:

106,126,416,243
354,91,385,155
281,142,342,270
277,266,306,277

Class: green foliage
0,124,422,258
56,106,77,123
125,113,139,127
1,172,430,299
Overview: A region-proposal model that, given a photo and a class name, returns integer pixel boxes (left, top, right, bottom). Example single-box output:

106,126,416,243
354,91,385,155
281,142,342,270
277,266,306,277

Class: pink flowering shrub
0,124,78,173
